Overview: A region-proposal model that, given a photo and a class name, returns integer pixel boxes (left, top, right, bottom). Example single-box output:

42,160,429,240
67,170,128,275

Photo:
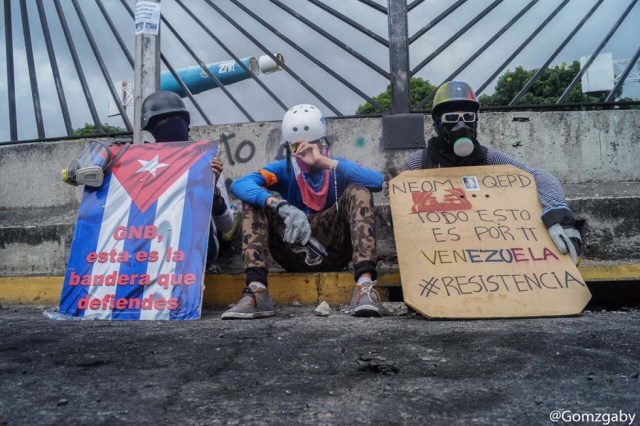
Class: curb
0,264,638,307
0,272,383,307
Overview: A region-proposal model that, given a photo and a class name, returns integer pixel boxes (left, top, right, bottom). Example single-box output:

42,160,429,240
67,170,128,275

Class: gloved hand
542,208,582,264
271,200,311,245
212,186,227,215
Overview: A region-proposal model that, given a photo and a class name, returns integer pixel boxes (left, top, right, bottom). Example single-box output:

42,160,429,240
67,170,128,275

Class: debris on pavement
381,302,409,316
356,356,399,375
314,301,332,317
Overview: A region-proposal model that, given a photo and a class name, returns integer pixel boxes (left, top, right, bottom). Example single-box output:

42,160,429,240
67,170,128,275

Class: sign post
133,0,161,144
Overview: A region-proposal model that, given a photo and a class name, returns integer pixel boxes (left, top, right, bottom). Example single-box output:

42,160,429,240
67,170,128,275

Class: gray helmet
141,91,190,130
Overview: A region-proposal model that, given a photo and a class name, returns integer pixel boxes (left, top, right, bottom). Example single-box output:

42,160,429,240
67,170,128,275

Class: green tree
73,123,127,136
478,61,626,106
356,77,437,115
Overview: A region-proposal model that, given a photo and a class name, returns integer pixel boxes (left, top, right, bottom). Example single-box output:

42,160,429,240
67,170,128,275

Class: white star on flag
136,155,169,176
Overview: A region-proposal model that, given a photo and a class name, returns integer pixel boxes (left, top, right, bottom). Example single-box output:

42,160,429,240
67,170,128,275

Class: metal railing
1,0,639,145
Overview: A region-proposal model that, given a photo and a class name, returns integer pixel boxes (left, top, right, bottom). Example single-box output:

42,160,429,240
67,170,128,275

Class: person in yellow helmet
396,81,581,264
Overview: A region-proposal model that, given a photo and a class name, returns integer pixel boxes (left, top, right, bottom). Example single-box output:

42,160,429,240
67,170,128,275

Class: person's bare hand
210,158,224,180
294,141,329,169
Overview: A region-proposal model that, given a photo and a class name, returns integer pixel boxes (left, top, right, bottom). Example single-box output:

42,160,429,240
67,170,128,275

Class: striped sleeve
399,150,423,171
485,147,569,213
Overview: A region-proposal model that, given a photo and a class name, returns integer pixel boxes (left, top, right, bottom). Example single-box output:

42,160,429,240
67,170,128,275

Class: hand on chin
294,141,325,169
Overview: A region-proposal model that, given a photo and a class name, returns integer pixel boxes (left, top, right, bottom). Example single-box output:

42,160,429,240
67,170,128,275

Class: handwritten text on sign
389,166,591,318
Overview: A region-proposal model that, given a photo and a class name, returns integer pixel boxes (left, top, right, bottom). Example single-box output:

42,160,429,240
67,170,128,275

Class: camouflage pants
242,184,377,285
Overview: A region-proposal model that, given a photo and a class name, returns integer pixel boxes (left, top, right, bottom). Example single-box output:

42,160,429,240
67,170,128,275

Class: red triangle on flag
110,140,214,212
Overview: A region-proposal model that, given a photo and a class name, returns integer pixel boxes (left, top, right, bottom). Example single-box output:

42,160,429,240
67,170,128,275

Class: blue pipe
160,57,258,97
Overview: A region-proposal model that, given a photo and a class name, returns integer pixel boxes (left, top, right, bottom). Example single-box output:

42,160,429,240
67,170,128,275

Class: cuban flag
59,140,217,320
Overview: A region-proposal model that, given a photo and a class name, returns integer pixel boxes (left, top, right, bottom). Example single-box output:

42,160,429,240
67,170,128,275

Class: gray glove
271,200,311,245
548,224,581,264
542,208,582,264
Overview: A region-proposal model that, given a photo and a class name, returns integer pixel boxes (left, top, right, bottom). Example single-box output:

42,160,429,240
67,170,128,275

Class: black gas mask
148,116,190,143
430,111,485,167
440,120,477,157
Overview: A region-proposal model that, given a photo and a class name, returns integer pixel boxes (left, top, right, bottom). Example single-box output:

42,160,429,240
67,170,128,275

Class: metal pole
510,0,604,106
387,0,410,114
174,0,288,112
306,0,389,47
220,0,343,116
359,0,387,14
53,0,103,134
411,0,503,76
36,0,73,136
95,0,134,68
133,0,161,144
71,0,132,132
416,0,538,110
605,44,640,102
557,0,638,104
409,0,467,45
382,0,424,150
4,0,18,141
19,0,45,139
269,0,389,79
118,0,212,125
476,0,571,96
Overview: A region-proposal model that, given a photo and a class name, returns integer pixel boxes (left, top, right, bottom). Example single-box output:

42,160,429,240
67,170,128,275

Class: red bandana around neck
292,156,330,212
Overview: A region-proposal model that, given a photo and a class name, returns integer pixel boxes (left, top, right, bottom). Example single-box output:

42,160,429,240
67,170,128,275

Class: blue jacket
230,157,383,214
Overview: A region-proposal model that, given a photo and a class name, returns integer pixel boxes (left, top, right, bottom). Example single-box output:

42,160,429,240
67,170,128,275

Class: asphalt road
0,305,638,425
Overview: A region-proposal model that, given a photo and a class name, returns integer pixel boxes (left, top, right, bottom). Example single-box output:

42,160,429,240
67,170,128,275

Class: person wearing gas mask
395,81,582,264
141,91,234,270
142,91,233,272
226,104,384,319
63,92,234,270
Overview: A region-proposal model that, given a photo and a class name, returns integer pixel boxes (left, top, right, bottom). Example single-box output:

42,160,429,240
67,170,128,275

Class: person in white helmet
225,104,385,319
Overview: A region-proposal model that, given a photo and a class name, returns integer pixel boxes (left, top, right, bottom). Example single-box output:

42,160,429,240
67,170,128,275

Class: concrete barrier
1,111,639,279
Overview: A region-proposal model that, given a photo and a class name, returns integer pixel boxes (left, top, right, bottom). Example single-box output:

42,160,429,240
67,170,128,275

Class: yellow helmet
432,81,479,118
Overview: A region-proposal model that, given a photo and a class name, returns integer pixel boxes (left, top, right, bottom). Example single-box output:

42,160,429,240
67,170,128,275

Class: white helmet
281,104,326,144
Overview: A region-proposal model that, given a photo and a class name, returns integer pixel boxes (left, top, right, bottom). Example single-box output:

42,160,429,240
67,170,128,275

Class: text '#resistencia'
418,271,585,298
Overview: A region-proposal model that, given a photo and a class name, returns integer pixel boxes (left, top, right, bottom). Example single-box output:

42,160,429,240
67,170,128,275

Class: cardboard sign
58,141,218,320
389,165,591,319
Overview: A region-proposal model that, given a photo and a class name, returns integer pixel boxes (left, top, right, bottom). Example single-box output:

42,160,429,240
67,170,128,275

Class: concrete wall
1,110,639,276
1,110,638,211
194,109,640,186
0,140,86,210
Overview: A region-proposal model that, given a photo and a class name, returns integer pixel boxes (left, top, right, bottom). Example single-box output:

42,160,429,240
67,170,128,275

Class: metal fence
2,0,639,145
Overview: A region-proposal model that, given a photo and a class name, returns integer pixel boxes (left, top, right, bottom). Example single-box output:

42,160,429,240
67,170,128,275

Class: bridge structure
1,0,639,144
0,0,639,306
